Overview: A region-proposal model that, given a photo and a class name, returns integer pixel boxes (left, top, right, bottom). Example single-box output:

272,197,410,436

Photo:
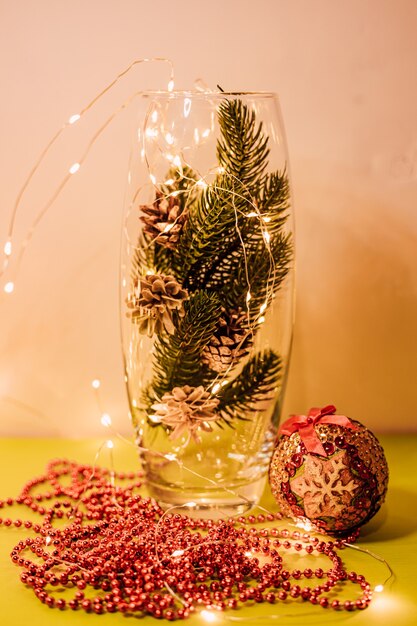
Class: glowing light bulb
164,453,177,461
68,114,80,125
4,281,14,294
91,379,101,389
150,174,157,185
167,79,174,92
149,415,162,424
106,439,114,449
260,301,267,314
185,501,197,508
263,230,271,245
201,610,217,622
217,166,225,174
173,156,182,168
151,110,158,123
262,216,271,223
172,550,184,557
244,551,253,557
247,211,258,218
165,132,174,145
183,98,191,118
101,413,112,428
69,162,80,175
163,223,174,234
45,536,52,546
296,519,312,531
211,383,221,394
374,585,384,593
258,316,265,324
246,291,252,303
164,178,174,185
4,240,12,256
202,128,210,138
196,179,208,188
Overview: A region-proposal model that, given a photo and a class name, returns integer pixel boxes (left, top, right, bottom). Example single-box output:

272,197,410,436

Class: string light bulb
4,240,12,256
68,114,80,125
91,379,101,389
106,439,114,449
101,413,112,428
4,281,14,294
171,549,185,557
201,610,218,623
69,162,80,175
374,585,384,593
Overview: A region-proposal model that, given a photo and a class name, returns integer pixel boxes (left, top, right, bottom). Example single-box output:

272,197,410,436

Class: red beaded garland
0,459,374,620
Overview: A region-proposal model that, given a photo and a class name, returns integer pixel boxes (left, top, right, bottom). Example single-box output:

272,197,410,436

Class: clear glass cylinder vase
120,91,294,517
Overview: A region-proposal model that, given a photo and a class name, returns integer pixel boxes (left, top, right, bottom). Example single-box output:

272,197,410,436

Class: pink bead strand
1,459,373,619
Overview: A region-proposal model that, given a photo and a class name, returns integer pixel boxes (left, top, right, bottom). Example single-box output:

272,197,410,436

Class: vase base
147,476,267,519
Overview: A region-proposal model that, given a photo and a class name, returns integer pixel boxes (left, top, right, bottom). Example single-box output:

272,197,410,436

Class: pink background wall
0,0,416,436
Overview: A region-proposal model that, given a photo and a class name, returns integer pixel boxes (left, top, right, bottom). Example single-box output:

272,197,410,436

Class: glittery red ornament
269,406,389,534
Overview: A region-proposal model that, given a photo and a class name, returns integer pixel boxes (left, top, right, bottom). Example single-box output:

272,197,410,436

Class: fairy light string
1,57,175,292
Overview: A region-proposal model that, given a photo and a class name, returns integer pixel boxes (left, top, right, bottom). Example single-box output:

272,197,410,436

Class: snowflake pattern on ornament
290,451,359,519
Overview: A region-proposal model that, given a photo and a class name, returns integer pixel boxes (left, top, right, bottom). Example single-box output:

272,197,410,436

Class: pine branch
218,349,282,424
173,173,250,287
214,232,293,313
151,290,222,399
253,169,291,235
173,98,271,287
217,99,270,186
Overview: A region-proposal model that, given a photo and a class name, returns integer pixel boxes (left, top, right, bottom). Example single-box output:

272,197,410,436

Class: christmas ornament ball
269,410,389,534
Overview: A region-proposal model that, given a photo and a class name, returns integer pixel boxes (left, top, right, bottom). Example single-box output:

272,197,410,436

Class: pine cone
140,192,186,249
127,274,188,336
150,385,219,442
202,308,252,373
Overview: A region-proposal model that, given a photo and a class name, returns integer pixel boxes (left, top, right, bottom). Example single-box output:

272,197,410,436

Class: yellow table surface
0,435,416,625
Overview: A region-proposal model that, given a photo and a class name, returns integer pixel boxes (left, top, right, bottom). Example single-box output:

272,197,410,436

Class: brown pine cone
127,273,188,336
202,308,253,373
140,192,186,249
150,385,219,441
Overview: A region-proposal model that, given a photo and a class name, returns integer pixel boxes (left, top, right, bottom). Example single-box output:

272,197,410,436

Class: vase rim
141,90,277,99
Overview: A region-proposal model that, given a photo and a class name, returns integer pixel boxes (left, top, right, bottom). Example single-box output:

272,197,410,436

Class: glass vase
120,91,294,517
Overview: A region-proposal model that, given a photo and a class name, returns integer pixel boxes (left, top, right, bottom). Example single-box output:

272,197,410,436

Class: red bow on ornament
278,405,357,456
